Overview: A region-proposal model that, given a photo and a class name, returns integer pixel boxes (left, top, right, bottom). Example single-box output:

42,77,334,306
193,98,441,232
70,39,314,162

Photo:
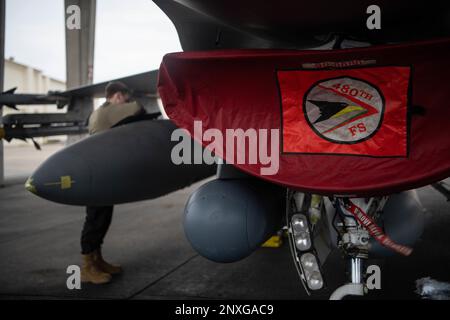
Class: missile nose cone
24,177,37,194
27,149,91,205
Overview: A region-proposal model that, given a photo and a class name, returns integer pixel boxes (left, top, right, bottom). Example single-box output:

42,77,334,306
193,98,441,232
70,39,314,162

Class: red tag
278,67,410,157
340,199,413,256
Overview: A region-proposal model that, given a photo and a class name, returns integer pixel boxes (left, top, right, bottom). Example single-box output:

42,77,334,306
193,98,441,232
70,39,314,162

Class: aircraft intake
183,178,285,263
25,119,216,206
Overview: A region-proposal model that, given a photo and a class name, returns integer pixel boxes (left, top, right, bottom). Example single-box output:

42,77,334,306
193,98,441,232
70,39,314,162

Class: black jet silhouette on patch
307,100,350,124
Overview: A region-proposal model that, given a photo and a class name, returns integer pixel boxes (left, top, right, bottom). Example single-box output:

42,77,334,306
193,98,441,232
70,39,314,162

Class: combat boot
94,249,122,275
81,253,112,284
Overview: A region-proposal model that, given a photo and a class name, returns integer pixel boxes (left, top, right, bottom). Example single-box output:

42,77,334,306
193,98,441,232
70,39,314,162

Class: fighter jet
5,1,450,299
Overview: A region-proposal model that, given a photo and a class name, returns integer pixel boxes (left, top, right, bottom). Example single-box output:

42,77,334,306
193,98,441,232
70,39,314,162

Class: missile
25,119,216,206
1,125,88,142
184,178,285,263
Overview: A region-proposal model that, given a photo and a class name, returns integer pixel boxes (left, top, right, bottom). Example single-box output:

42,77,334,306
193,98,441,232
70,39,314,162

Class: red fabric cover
279,67,410,157
158,38,450,196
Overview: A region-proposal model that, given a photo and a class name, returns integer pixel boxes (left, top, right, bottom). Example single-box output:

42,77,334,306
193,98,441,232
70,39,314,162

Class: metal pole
64,0,96,145
0,0,6,187
64,0,96,88
351,257,363,284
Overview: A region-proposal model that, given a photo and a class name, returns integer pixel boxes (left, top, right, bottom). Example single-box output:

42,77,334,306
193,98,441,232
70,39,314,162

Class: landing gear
329,198,371,299
286,190,403,299
285,191,326,295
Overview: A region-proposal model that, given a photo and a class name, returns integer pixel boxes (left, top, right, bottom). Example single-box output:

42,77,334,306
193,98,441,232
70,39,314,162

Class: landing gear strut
286,191,393,299
329,198,372,299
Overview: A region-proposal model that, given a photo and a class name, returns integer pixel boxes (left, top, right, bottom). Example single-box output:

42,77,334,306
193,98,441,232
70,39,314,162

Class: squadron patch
277,66,410,157
304,77,384,144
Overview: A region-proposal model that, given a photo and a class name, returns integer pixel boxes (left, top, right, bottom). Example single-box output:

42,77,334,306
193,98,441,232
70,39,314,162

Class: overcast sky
5,0,182,83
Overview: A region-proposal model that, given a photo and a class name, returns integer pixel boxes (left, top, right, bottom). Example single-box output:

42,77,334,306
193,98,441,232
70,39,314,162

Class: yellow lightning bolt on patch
331,105,365,119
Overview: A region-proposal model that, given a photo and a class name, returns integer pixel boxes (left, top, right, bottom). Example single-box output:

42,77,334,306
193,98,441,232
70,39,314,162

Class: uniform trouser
81,206,114,254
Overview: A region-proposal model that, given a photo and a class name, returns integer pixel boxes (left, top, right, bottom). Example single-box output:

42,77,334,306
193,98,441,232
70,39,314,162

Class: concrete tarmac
0,144,449,299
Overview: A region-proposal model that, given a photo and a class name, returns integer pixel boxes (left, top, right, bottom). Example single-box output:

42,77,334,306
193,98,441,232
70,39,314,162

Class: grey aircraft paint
184,178,285,263
26,119,216,206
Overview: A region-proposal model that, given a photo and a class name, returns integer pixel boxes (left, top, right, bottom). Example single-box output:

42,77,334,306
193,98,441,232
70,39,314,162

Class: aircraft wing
59,70,159,98
1,70,160,143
